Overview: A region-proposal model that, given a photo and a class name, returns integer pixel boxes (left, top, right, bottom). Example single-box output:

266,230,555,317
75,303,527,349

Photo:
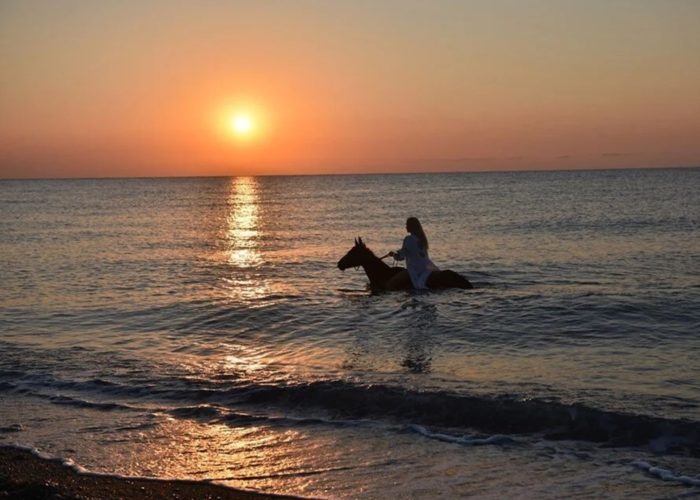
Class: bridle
379,253,399,267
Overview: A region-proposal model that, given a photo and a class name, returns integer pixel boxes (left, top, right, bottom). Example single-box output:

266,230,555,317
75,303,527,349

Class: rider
387,217,440,290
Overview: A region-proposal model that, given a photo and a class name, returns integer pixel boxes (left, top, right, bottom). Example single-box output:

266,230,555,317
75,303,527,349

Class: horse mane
357,241,383,261
363,244,378,258
361,244,393,270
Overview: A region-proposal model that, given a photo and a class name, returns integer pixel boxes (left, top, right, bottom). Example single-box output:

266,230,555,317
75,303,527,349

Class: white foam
409,425,514,446
7,443,54,461
0,423,23,432
631,460,700,487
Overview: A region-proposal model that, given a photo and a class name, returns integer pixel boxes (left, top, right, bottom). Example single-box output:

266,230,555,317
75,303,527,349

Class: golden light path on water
226,177,262,269
219,177,324,380
220,176,271,374
223,176,281,306
153,177,373,494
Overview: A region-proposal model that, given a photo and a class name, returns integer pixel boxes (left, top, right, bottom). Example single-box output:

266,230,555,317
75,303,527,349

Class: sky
1,0,699,178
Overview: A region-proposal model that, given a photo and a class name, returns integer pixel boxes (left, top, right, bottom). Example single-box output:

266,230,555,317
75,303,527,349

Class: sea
1,168,699,498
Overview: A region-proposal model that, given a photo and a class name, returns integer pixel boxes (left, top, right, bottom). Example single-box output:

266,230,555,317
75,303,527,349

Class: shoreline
0,446,299,500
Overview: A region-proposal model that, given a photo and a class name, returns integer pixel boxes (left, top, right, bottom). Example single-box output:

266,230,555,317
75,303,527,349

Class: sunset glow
0,1,698,178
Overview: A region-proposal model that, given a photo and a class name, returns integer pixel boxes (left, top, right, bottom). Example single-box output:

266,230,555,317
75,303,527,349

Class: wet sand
0,446,298,500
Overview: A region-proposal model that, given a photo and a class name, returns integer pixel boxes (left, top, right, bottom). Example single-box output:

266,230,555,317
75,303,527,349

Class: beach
0,446,294,500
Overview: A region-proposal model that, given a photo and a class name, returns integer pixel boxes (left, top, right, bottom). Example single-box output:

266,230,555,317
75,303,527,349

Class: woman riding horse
336,219,472,291
386,217,439,290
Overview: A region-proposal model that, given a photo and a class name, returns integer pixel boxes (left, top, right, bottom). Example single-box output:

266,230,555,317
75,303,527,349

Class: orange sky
1,1,699,178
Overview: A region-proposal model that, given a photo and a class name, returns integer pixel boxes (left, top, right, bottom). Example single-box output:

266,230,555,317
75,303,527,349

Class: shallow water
1,169,699,497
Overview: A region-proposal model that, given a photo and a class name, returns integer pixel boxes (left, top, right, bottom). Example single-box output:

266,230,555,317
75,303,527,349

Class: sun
215,103,268,144
230,114,254,136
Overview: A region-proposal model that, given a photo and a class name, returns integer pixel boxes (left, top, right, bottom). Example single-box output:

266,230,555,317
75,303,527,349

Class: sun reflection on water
227,177,262,268
222,177,275,301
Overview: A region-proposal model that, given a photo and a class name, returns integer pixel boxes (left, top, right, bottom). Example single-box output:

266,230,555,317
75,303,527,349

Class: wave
46,394,139,412
4,369,698,456
408,425,515,446
233,381,700,456
632,460,700,487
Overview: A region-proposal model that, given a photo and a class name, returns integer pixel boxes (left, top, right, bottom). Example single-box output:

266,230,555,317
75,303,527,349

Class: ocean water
1,168,699,498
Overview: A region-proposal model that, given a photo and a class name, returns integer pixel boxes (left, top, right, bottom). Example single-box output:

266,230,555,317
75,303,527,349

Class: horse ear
354,238,358,246
358,237,364,246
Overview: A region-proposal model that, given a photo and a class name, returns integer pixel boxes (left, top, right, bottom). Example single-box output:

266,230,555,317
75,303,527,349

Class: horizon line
0,164,698,182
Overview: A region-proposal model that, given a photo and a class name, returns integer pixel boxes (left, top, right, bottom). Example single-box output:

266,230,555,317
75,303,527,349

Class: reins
379,253,399,267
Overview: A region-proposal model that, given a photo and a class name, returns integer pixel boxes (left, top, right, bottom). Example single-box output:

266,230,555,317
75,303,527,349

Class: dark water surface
1,169,699,497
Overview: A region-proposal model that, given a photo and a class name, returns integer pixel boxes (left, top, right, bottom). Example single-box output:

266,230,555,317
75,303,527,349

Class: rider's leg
386,270,412,290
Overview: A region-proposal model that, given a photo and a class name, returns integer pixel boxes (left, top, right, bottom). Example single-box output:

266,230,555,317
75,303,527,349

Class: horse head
337,237,373,270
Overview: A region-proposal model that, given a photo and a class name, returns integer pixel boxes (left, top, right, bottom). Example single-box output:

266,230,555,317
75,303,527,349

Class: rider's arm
392,235,414,261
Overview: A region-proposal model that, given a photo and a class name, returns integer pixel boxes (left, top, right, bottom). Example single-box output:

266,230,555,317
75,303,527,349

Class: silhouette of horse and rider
337,217,472,292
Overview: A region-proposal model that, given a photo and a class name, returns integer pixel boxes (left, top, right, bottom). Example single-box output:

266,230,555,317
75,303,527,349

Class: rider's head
406,217,420,234
406,217,429,250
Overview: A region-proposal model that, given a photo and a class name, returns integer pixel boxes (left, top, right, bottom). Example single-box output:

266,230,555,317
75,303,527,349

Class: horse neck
361,250,393,283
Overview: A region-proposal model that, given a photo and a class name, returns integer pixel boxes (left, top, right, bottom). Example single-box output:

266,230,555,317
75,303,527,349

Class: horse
337,237,473,291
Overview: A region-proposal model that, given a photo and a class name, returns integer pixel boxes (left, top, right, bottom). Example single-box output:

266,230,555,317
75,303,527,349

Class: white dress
394,234,440,289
